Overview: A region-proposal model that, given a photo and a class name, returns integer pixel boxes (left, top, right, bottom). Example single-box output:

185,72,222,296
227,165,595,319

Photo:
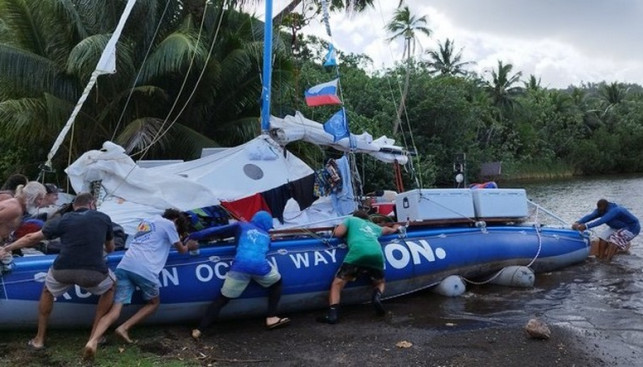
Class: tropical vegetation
1,0,642,193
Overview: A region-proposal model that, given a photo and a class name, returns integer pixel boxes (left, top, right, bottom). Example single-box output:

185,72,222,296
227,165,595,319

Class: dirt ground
0,298,612,367
180,302,609,367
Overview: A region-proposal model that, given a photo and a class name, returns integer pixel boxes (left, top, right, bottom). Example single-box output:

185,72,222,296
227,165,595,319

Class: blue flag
323,44,337,67
323,108,350,142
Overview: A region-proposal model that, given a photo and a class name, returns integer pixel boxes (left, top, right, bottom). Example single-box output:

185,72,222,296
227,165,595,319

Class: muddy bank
183,301,609,367
0,301,612,367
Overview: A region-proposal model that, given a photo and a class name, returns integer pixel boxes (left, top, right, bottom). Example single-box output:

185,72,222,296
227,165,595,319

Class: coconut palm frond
0,44,77,99
0,97,49,143
138,30,207,83
115,117,167,154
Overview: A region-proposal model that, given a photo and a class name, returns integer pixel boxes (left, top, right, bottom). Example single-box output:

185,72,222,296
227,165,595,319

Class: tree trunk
273,0,303,25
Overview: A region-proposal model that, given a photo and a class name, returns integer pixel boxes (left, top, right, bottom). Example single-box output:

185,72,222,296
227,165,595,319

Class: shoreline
0,303,615,366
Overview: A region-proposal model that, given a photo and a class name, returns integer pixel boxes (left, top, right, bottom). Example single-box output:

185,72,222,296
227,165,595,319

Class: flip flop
27,339,45,351
266,317,290,330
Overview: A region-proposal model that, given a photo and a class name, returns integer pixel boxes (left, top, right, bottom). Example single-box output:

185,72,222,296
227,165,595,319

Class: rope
459,224,544,286
137,0,225,159
110,0,173,141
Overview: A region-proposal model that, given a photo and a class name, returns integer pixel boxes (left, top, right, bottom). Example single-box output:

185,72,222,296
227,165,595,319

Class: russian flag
305,79,342,107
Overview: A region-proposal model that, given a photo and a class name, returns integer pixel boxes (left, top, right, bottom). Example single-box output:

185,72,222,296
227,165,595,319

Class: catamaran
0,0,589,329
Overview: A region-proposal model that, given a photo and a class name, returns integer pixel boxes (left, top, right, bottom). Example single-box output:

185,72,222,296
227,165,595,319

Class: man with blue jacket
573,199,640,261
190,211,289,339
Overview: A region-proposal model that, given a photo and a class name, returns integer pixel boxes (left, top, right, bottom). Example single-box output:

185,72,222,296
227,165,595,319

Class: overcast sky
261,0,643,89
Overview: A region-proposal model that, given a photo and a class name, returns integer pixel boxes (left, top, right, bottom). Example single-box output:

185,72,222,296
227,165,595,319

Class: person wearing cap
190,211,290,340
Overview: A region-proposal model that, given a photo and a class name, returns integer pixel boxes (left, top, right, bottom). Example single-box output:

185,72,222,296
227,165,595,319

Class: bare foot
83,341,97,361
115,327,134,344
191,329,201,340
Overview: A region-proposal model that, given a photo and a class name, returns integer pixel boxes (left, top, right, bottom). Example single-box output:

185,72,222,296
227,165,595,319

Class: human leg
193,272,249,338
84,303,123,360
113,270,161,343
253,266,289,328
31,287,54,349
115,297,159,343
371,279,386,316
31,268,74,348
192,293,230,339
316,277,347,324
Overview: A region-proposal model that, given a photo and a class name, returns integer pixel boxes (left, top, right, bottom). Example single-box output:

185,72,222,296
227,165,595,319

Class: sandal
266,317,290,330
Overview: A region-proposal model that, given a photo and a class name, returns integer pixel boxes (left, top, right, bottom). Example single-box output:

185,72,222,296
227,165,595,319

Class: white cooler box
471,188,528,218
395,189,475,222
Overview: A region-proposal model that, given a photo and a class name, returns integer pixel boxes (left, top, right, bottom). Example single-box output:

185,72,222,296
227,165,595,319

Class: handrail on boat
527,199,569,226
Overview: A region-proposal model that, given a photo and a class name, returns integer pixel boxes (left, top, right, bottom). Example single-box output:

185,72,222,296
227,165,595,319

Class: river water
400,175,643,365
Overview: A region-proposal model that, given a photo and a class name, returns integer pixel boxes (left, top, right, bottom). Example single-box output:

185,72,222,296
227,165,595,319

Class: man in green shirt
317,210,400,324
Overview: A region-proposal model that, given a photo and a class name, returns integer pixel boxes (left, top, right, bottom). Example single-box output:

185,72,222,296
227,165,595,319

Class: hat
45,183,59,194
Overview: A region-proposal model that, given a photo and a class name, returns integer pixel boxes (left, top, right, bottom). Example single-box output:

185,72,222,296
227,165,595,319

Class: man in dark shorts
317,210,400,324
1,193,115,350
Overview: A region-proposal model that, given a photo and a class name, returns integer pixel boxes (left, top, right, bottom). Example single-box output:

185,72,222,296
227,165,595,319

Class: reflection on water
411,176,643,365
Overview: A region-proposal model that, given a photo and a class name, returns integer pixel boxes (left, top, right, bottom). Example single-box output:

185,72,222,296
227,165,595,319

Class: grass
0,327,202,367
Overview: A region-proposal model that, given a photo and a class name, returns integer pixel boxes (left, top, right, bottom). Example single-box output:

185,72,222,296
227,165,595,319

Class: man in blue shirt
573,199,640,261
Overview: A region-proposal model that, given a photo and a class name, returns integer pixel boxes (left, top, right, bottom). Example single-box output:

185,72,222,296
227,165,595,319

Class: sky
257,0,643,89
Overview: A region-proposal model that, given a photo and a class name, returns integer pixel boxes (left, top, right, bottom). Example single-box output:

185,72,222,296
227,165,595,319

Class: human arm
187,223,238,241
332,223,347,238
380,224,401,235
0,230,46,256
173,238,199,254
104,239,115,254
576,209,600,226
585,207,621,229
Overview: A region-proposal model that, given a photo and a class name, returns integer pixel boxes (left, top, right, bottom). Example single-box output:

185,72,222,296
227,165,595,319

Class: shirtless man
0,182,46,243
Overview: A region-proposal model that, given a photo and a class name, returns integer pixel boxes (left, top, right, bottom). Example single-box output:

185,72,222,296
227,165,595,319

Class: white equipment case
395,189,475,222
471,188,528,218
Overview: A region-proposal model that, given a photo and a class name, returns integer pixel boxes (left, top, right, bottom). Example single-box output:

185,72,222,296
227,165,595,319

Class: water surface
398,175,643,366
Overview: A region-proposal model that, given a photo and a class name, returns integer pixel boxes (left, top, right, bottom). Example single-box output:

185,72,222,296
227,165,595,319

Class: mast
260,0,274,133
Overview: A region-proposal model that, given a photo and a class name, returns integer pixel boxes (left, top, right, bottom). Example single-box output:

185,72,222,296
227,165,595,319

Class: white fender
490,265,535,288
432,275,466,297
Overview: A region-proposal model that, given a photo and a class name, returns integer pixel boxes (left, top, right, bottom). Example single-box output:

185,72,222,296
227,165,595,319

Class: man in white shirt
83,209,198,361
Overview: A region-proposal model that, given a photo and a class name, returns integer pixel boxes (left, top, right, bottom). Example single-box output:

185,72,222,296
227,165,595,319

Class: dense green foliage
1,1,642,192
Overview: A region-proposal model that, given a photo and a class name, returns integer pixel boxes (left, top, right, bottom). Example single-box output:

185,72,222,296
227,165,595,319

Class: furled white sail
44,0,138,170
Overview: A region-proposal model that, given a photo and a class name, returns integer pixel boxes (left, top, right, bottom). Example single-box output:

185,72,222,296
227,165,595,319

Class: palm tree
425,38,474,77
272,0,376,27
485,60,522,111
386,6,431,61
0,0,295,176
523,75,542,91
385,5,431,134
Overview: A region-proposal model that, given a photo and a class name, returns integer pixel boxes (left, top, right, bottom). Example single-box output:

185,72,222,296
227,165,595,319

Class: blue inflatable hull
0,224,589,329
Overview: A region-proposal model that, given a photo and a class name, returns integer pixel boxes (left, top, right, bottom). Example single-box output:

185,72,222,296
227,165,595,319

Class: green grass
0,327,201,367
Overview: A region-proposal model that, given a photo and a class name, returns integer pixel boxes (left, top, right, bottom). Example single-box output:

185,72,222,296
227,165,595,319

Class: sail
44,0,138,170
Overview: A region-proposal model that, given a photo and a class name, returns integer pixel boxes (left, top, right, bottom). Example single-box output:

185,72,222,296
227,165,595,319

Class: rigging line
138,0,226,159
110,0,173,141
98,1,224,201
374,0,422,188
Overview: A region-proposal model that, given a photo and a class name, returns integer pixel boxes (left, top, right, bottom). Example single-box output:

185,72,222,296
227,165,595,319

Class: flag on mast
323,44,337,67
323,108,350,142
304,79,341,107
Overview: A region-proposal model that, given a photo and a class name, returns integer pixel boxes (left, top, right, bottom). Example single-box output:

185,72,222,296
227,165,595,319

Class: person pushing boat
317,209,401,324
573,199,640,262
191,210,290,340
